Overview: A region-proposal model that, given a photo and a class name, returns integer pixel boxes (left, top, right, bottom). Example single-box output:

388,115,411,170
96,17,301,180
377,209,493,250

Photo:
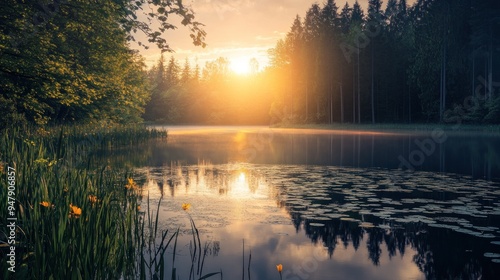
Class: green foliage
445,95,500,124
484,96,500,123
0,0,206,127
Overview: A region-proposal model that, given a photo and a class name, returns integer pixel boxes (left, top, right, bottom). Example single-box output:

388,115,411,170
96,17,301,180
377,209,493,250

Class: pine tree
181,58,191,84
351,1,364,123
367,0,384,124
166,56,180,87
144,55,168,121
304,4,323,121
321,0,341,123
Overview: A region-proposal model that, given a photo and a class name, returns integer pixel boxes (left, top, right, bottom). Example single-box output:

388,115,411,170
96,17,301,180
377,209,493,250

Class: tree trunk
443,45,446,119
353,62,356,123
408,84,411,124
330,82,333,124
472,48,475,98
357,42,361,124
340,83,344,124
488,24,493,99
440,42,446,122
290,67,293,120
371,46,375,124
306,80,309,121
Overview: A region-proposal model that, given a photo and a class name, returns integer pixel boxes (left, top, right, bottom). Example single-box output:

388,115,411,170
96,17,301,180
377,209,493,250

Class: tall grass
0,124,155,279
0,124,219,279
0,125,190,279
136,196,221,280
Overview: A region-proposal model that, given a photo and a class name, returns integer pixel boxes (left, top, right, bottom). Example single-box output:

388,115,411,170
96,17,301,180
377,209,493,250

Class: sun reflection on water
130,163,500,279
140,163,270,201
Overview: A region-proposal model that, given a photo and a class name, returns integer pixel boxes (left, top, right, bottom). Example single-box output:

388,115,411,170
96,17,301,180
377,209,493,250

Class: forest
1,0,500,127
0,0,205,128
145,0,500,125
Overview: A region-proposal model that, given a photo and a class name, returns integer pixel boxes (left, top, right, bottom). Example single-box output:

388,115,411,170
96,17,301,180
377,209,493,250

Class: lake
121,126,500,279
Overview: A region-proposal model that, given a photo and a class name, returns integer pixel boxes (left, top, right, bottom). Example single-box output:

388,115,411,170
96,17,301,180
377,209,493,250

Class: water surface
127,126,500,279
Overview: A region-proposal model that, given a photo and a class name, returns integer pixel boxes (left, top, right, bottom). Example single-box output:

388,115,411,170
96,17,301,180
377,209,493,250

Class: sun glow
230,56,262,75
229,58,251,75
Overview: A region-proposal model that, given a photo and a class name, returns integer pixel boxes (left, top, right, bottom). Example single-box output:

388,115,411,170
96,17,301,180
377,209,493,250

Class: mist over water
129,126,500,279
151,126,500,181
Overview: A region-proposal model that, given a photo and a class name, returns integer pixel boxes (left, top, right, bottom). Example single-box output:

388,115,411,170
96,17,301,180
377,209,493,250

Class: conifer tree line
3,0,499,127
143,55,272,124
267,0,500,124
0,0,205,128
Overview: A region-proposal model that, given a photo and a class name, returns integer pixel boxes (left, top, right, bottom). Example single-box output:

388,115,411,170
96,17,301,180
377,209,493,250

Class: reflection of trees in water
270,164,500,279
285,204,499,279
139,163,500,278
276,133,500,181
146,164,263,197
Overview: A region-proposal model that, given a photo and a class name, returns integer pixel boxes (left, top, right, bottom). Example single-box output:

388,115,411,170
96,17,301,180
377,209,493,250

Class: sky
135,0,416,71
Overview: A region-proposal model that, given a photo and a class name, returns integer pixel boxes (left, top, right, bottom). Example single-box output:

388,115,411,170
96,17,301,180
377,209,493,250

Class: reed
0,124,219,279
135,198,222,280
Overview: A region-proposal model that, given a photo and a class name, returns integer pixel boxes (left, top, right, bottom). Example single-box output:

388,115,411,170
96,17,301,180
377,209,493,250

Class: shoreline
271,123,500,135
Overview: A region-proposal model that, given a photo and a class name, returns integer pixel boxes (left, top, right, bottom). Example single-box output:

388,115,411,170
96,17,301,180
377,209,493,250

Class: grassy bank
0,124,220,279
0,124,159,279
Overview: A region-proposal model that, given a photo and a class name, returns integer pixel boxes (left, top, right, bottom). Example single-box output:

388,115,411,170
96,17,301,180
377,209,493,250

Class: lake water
123,126,500,279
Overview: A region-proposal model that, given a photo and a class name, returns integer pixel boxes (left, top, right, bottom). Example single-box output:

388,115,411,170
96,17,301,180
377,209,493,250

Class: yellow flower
69,204,82,218
40,201,52,208
276,264,283,273
126,178,138,190
182,203,191,211
88,195,98,205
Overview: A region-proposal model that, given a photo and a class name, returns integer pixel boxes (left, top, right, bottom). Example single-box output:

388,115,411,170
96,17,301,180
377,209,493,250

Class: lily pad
340,217,359,222
484,252,500,258
359,222,375,228
309,223,325,227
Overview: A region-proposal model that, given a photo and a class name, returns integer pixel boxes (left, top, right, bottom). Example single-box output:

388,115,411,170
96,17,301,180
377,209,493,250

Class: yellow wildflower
69,204,82,218
276,264,283,273
125,178,138,190
40,201,52,208
182,203,191,211
88,195,98,205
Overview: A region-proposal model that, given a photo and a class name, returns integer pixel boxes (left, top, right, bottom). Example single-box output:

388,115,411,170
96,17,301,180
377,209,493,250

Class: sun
229,57,251,75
